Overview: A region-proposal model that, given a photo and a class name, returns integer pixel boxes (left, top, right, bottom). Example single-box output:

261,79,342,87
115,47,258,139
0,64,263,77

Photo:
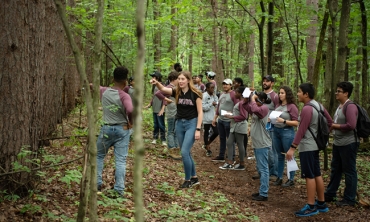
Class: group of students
95,65,360,217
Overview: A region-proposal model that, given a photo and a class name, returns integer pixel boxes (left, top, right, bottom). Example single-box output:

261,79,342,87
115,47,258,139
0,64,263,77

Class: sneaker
233,164,245,170
251,192,260,197
212,156,225,162
97,185,102,194
201,145,207,151
324,194,336,202
168,148,181,160
219,163,234,170
162,141,167,146
315,201,329,213
336,199,356,207
295,204,319,217
190,177,200,187
273,178,282,186
206,150,212,157
252,174,260,180
180,180,192,189
252,195,268,201
151,139,157,144
282,179,294,187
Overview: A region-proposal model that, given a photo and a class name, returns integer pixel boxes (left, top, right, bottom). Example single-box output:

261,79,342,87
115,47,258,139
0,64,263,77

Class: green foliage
59,169,82,188
20,204,42,214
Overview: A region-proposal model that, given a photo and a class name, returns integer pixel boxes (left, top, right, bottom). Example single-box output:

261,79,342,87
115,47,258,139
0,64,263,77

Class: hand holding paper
287,159,299,179
269,111,283,124
242,87,252,98
221,110,233,116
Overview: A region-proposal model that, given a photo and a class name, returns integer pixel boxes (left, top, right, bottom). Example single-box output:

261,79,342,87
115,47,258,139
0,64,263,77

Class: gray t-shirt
333,102,358,146
249,102,272,149
152,86,163,113
230,102,248,134
100,87,133,125
274,104,299,128
216,91,238,122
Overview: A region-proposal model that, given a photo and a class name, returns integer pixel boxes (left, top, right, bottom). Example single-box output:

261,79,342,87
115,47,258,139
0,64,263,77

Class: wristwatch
284,120,286,124
196,128,201,131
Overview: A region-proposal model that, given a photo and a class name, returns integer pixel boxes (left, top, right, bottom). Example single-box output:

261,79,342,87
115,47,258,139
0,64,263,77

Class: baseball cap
222,79,233,85
263,75,275,82
150,71,162,79
206,71,216,77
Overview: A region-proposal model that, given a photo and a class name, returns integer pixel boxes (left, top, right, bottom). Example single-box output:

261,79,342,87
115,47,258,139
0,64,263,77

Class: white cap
222,79,233,85
207,71,216,77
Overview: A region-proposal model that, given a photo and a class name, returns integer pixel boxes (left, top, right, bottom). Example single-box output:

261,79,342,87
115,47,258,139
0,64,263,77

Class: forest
0,0,369,221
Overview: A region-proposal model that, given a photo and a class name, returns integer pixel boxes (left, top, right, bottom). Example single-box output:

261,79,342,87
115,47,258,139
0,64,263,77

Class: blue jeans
254,147,270,197
153,112,166,141
97,125,130,194
273,127,295,180
176,118,197,180
167,117,178,149
268,129,278,177
325,142,359,203
217,119,232,158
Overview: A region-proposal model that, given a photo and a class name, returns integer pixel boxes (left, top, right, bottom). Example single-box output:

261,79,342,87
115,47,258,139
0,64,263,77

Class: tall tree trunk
153,0,161,70
266,2,274,75
248,8,256,83
133,0,146,220
334,0,351,83
211,0,223,87
354,46,361,104
272,16,284,82
359,0,368,114
54,0,101,221
306,0,318,83
312,6,329,89
258,1,266,76
169,1,177,61
188,31,194,73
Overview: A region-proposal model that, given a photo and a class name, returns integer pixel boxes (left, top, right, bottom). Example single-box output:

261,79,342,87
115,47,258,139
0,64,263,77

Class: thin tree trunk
359,0,368,113
54,0,100,221
312,6,329,89
354,46,361,104
335,0,351,83
306,0,318,83
169,1,177,61
272,16,284,81
266,2,274,75
153,0,161,70
134,0,146,220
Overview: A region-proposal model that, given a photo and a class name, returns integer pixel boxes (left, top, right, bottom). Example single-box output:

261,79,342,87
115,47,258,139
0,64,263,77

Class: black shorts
299,150,321,179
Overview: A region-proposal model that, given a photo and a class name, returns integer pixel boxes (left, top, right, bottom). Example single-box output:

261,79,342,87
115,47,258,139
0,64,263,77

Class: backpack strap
305,103,322,143
341,101,357,142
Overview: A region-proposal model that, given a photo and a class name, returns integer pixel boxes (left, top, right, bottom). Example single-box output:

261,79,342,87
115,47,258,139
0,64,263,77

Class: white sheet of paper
287,159,299,179
221,110,233,116
242,87,252,98
269,111,283,124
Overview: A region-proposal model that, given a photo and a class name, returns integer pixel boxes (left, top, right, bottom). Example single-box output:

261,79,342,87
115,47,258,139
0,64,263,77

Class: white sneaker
151,140,157,144
162,141,167,146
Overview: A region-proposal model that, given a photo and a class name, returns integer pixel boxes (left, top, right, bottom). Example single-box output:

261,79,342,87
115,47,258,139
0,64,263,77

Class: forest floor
1,107,370,221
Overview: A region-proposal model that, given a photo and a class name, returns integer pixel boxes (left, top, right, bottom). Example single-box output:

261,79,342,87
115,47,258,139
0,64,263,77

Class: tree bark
169,1,178,61
134,0,146,221
334,0,351,83
153,0,161,70
306,0,318,83
359,0,368,114
266,2,274,76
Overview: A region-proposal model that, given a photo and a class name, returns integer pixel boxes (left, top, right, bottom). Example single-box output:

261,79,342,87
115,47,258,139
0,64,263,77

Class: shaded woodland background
1,0,369,196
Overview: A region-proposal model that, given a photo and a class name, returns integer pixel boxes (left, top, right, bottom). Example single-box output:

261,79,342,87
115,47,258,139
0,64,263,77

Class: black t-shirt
172,89,199,120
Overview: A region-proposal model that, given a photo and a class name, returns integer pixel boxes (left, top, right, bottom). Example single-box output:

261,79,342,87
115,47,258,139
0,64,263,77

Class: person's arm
331,103,356,131
119,92,134,124
276,104,299,127
230,91,239,105
250,95,268,119
286,106,313,160
202,94,213,112
195,97,203,140
158,104,166,116
150,78,172,95
144,98,153,109
123,85,129,93
232,102,249,122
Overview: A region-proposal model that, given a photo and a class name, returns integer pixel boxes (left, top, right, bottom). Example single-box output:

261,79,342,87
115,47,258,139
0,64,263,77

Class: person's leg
315,176,325,202
306,178,316,205
340,142,359,203
268,129,278,177
273,128,284,179
167,118,176,148
254,147,269,197
209,124,219,144
175,119,185,150
97,126,114,188
113,126,130,194
226,133,235,163
325,144,342,199
216,119,226,159
243,135,248,157
203,124,211,146
235,133,246,163
158,113,166,142
179,118,197,180
152,113,159,141
281,127,296,180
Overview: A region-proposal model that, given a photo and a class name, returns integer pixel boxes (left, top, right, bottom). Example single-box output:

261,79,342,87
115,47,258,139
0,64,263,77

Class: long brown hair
279,86,297,107
175,71,203,103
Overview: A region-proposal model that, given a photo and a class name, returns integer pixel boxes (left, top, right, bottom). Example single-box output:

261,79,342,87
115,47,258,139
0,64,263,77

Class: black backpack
306,103,330,151
343,102,370,138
